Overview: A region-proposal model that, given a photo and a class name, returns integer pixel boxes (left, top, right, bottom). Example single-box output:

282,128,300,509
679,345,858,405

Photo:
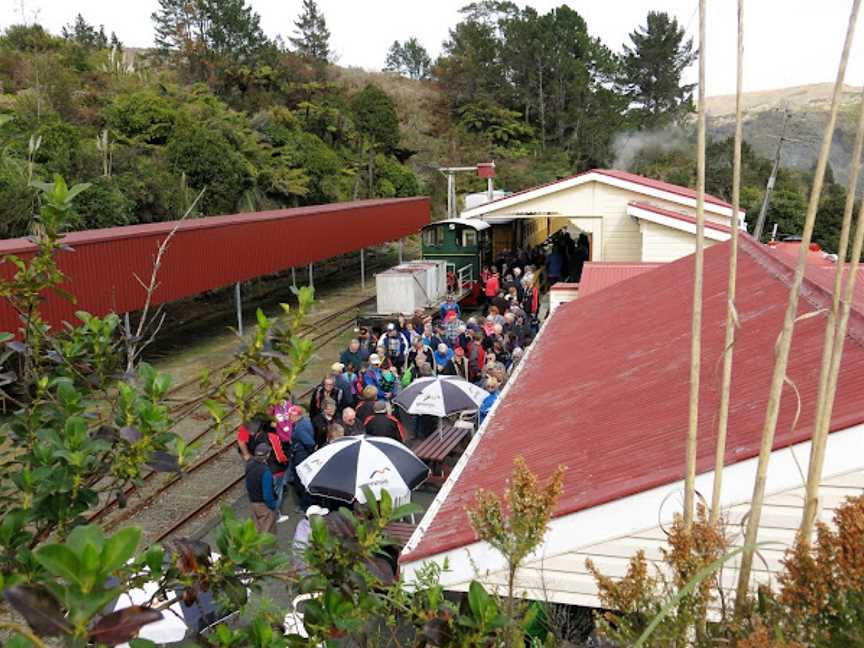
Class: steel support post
234,282,243,336
360,248,366,291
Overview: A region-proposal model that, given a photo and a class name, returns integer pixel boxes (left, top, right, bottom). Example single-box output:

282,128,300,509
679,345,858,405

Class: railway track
90,295,375,540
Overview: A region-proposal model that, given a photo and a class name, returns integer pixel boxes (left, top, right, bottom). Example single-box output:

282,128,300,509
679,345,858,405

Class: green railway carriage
420,219,492,287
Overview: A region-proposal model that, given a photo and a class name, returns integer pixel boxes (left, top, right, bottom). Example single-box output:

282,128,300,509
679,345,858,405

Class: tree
384,37,432,80
61,14,108,50
621,11,696,128
290,0,330,62
351,84,400,152
151,0,269,79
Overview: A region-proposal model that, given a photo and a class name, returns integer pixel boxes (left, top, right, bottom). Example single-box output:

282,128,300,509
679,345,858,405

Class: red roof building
401,234,864,605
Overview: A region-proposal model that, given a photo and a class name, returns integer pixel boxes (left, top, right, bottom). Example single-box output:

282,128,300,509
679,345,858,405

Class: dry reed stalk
684,0,707,530
733,0,861,613
799,90,864,540
710,0,745,525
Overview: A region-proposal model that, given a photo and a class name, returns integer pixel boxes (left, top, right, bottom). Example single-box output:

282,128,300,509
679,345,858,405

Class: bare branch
125,188,205,372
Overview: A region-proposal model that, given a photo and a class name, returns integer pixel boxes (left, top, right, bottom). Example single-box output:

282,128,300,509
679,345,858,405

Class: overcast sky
2,0,862,96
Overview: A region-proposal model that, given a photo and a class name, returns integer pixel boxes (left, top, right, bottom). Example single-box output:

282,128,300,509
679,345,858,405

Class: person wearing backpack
245,443,279,534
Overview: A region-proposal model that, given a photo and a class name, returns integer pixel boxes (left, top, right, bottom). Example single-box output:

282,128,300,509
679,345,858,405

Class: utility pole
752,111,810,241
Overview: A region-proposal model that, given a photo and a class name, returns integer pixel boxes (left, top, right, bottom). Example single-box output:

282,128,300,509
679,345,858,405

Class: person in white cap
292,505,329,574
330,361,354,406
362,353,384,399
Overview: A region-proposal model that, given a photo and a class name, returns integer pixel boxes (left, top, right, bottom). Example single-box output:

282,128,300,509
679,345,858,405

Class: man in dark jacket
312,398,338,447
339,339,365,371
363,401,405,443
309,376,345,418
245,443,278,533
289,406,316,509
339,407,364,436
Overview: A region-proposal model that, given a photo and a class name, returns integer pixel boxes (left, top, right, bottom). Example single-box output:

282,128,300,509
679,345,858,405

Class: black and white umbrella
393,376,489,417
296,436,429,503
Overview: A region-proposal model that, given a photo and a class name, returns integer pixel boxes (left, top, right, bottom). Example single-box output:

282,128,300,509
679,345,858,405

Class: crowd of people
241,246,550,534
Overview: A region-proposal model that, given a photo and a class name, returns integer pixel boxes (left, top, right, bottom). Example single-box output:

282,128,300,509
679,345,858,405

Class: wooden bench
411,424,470,487
385,521,417,548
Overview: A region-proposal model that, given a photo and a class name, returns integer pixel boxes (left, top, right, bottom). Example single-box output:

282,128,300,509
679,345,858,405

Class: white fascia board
461,172,742,222
628,204,731,242
401,421,864,590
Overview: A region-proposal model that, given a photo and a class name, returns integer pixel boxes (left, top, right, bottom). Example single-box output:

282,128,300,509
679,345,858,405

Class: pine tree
151,0,196,54
151,0,268,72
290,0,331,62
384,37,431,80
621,11,696,128
61,13,108,50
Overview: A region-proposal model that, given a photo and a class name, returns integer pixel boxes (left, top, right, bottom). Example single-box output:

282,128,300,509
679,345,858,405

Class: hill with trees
0,0,858,253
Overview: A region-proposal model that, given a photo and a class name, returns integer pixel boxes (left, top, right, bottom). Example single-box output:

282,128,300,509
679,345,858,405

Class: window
422,226,444,247
462,229,477,248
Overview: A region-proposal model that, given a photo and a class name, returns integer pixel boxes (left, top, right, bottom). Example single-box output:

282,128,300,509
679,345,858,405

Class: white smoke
611,126,691,171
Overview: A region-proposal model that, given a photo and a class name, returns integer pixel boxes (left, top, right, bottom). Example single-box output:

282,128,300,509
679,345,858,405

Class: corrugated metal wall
0,197,430,332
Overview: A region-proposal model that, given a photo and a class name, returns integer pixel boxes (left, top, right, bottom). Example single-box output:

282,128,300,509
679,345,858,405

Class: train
418,216,559,293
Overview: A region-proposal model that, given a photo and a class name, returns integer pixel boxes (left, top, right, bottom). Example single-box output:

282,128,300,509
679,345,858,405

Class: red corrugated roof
629,201,733,233
577,262,662,298
402,235,864,563
599,170,733,209
466,169,735,212
765,240,836,267
0,197,429,332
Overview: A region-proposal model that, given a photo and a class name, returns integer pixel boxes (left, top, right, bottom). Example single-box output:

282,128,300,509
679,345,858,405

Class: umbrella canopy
296,435,429,503
394,376,489,417
113,581,223,647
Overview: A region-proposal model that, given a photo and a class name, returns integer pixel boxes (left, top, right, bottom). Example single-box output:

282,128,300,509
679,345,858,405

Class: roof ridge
740,236,864,346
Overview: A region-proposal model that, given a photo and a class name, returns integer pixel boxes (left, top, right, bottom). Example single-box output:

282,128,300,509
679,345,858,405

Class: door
568,217,603,261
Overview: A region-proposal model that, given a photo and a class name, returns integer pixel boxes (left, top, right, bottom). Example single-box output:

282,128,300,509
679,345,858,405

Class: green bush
374,154,420,197
117,154,182,222
70,176,134,229
0,159,34,238
106,90,177,144
35,119,81,177
281,128,347,202
0,24,61,52
351,84,400,151
167,113,254,215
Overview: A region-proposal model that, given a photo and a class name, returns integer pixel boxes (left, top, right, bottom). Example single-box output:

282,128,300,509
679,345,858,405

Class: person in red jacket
483,267,500,312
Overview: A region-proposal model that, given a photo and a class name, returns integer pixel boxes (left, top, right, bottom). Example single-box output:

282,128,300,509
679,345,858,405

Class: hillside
706,83,863,187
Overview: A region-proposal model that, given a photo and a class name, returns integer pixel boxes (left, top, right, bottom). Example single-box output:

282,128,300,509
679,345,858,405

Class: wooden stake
734,0,861,612
685,0,707,530
800,89,864,540
711,0,745,525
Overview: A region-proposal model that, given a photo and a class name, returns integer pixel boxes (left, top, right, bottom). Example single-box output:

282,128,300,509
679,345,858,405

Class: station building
461,168,745,263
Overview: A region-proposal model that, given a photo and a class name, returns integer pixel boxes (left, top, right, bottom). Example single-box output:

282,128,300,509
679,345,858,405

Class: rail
445,262,475,298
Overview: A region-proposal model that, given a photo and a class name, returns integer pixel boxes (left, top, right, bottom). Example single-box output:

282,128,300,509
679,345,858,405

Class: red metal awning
0,197,430,332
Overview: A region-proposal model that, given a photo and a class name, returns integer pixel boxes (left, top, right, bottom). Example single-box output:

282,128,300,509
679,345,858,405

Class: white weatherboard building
461,168,745,263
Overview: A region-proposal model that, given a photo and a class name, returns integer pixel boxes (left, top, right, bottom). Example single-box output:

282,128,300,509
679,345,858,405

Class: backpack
400,366,414,388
